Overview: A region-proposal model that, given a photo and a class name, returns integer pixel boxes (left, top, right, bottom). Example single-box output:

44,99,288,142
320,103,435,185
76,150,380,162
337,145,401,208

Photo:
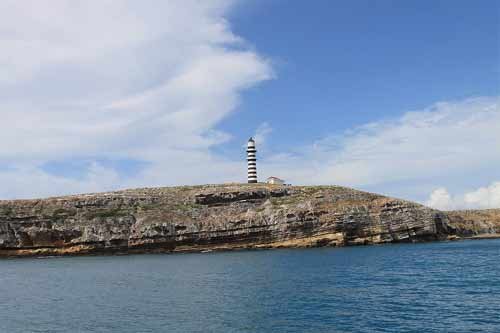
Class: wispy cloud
253,122,272,147
0,0,272,198
261,96,500,207
0,1,498,210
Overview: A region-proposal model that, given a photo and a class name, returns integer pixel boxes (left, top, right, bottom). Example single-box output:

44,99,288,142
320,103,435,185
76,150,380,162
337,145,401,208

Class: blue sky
222,0,499,151
0,0,499,209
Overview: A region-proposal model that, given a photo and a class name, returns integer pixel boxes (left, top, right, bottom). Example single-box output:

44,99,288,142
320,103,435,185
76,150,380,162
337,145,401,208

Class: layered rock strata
445,209,500,236
0,184,495,257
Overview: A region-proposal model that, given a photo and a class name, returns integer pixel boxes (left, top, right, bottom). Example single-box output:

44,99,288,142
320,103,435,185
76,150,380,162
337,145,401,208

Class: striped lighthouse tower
247,137,258,183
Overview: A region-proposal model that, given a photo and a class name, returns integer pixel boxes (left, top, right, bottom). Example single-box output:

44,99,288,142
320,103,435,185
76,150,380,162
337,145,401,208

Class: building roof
248,137,255,142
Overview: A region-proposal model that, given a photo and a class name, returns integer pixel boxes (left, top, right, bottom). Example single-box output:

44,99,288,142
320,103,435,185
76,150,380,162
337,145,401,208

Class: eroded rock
0,184,496,257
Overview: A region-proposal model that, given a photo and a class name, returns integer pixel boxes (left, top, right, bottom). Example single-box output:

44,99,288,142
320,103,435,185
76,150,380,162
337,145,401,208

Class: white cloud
0,1,239,85
260,96,500,207
0,162,120,199
0,0,272,199
0,1,498,210
426,181,500,210
426,188,454,210
463,181,500,209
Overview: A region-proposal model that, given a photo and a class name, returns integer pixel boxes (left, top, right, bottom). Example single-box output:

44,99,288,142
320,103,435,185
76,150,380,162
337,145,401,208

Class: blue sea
1,239,499,333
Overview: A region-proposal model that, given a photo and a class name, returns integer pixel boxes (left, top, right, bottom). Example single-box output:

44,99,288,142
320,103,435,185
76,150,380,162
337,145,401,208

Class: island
0,184,498,257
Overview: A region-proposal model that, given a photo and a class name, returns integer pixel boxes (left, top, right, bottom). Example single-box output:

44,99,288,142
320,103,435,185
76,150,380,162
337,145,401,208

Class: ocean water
1,239,499,333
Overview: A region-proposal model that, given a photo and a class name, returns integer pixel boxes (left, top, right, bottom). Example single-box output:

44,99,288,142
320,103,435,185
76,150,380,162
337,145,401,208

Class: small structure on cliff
247,137,257,183
266,176,285,185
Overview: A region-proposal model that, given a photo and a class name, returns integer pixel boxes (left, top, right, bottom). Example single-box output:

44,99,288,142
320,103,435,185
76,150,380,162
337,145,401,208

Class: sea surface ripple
1,239,499,332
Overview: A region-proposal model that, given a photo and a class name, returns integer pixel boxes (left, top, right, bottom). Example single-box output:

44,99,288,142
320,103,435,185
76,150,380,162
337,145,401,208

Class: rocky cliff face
445,209,500,236
0,184,494,257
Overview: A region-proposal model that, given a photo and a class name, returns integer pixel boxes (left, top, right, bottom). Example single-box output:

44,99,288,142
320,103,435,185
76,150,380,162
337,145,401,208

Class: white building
266,176,285,185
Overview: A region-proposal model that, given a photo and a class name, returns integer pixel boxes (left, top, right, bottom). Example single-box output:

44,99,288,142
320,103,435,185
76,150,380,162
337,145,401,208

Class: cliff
0,184,497,257
445,209,500,236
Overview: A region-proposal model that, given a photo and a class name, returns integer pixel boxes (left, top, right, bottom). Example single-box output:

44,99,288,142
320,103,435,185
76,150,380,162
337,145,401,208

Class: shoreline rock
1,184,498,258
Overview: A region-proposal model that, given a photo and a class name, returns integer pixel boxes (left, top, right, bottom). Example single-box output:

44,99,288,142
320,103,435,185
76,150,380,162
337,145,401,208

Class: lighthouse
247,137,258,183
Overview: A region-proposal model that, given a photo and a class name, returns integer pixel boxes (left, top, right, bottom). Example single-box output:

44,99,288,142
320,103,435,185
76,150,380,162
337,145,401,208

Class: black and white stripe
247,137,257,183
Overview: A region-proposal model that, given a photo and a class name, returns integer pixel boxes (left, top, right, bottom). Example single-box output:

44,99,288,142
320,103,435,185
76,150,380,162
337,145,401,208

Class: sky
0,0,499,210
